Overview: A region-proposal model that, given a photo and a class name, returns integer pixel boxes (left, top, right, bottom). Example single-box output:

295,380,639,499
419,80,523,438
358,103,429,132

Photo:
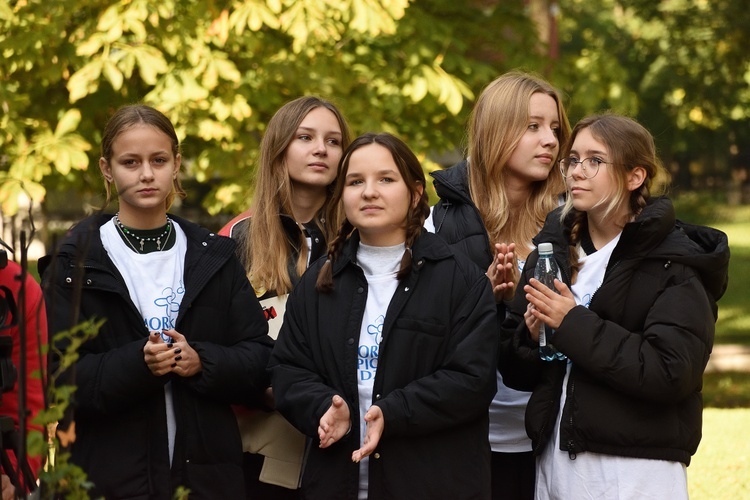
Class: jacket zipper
559,256,624,459
565,377,577,460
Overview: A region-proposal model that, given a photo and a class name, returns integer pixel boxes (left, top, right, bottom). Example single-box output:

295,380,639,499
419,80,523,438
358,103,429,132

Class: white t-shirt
536,233,688,499
355,242,403,500
489,256,532,452
101,218,188,466
425,206,532,452
423,207,436,233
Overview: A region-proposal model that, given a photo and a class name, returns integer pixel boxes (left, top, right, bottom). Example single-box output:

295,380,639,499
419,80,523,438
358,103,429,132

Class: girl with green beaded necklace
42,104,272,498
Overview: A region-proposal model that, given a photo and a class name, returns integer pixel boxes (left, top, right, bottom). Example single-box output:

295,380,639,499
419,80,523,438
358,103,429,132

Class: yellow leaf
97,5,121,31
207,9,230,46
67,60,103,102
103,60,124,90
77,34,105,57
214,58,241,83
267,0,282,13
444,85,463,115
411,76,428,101
231,95,253,121
0,182,21,216
102,24,123,43
229,4,251,35
55,109,81,137
132,45,167,85
210,99,232,122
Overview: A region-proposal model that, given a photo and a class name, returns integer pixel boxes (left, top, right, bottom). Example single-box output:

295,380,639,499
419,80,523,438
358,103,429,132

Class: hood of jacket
534,196,730,304
430,159,473,205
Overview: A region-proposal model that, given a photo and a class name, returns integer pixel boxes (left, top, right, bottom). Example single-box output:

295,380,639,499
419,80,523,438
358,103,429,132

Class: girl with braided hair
269,132,499,499
499,114,729,499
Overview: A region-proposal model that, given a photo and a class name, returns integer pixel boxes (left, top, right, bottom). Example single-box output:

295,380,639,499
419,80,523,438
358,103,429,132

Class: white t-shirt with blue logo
355,242,403,500
536,232,688,499
101,218,188,466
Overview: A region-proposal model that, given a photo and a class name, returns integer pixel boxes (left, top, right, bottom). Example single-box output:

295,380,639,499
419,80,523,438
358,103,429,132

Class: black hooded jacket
429,160,494,270
499,197,730,465
41,214,273,499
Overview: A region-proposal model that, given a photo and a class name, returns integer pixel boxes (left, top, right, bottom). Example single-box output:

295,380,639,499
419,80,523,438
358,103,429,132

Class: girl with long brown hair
221,95,351,498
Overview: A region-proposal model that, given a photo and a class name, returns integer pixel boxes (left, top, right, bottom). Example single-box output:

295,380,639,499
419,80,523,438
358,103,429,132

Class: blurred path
706,344,750,373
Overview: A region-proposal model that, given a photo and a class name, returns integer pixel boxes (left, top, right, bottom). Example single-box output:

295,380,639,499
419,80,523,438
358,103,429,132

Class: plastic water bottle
534,242,566,361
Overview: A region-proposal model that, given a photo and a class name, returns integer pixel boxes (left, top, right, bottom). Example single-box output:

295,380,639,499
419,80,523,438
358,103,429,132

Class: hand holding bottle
525,277,576,330
526,243,575,361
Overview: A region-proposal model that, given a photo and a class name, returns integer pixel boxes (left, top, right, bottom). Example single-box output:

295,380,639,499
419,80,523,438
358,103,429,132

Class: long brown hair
316,133,430,292
560,113,666,280
100,104,185,210
245,96,351,296
467,71,570,260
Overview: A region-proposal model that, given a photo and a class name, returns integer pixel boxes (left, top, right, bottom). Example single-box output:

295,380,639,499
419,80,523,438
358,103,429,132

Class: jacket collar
534,197,729,303
50,212,235,269
331,229,453,277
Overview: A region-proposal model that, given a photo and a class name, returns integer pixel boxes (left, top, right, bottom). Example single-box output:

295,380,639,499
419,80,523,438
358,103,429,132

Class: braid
567,210,586,284
631,183,650,219
396,195,429,281
316,220,354,292
396,225,419,281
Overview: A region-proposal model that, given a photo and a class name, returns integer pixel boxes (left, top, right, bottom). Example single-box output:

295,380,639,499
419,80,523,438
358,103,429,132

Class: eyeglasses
559,157,611,179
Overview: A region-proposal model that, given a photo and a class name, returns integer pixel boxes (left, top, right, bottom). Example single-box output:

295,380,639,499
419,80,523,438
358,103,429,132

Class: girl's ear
627,166,647,192
174,153,182,178
412,183,424,208
99,157,113,182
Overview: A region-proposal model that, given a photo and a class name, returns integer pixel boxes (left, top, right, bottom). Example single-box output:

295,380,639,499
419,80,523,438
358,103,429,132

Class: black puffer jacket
269,230,498,499
499,197,729,465
41,214,273,499
430,160,494,270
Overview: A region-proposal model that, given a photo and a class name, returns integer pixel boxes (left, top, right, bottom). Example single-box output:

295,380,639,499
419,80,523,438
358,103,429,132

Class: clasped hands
486,242,519,303
318,394,384,463
143,329,203,377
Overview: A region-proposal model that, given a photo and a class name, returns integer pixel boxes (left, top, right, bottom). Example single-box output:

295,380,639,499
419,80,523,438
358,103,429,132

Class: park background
0,0,748,498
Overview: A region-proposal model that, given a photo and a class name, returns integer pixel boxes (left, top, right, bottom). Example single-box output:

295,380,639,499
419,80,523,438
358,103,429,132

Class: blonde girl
427,71,571,500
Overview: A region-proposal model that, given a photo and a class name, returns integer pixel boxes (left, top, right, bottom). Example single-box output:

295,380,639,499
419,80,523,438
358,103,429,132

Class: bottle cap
538,242,553,254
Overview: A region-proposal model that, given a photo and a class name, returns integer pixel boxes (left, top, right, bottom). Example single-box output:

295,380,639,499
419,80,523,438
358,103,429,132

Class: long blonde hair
467,71,570,259
246,96,351,296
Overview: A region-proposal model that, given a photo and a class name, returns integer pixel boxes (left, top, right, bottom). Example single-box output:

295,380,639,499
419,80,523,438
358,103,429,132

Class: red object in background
218,210,252,237
0,259,48,486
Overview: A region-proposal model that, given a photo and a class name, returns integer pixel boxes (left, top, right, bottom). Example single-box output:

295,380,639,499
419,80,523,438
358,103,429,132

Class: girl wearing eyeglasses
500,113,729,498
